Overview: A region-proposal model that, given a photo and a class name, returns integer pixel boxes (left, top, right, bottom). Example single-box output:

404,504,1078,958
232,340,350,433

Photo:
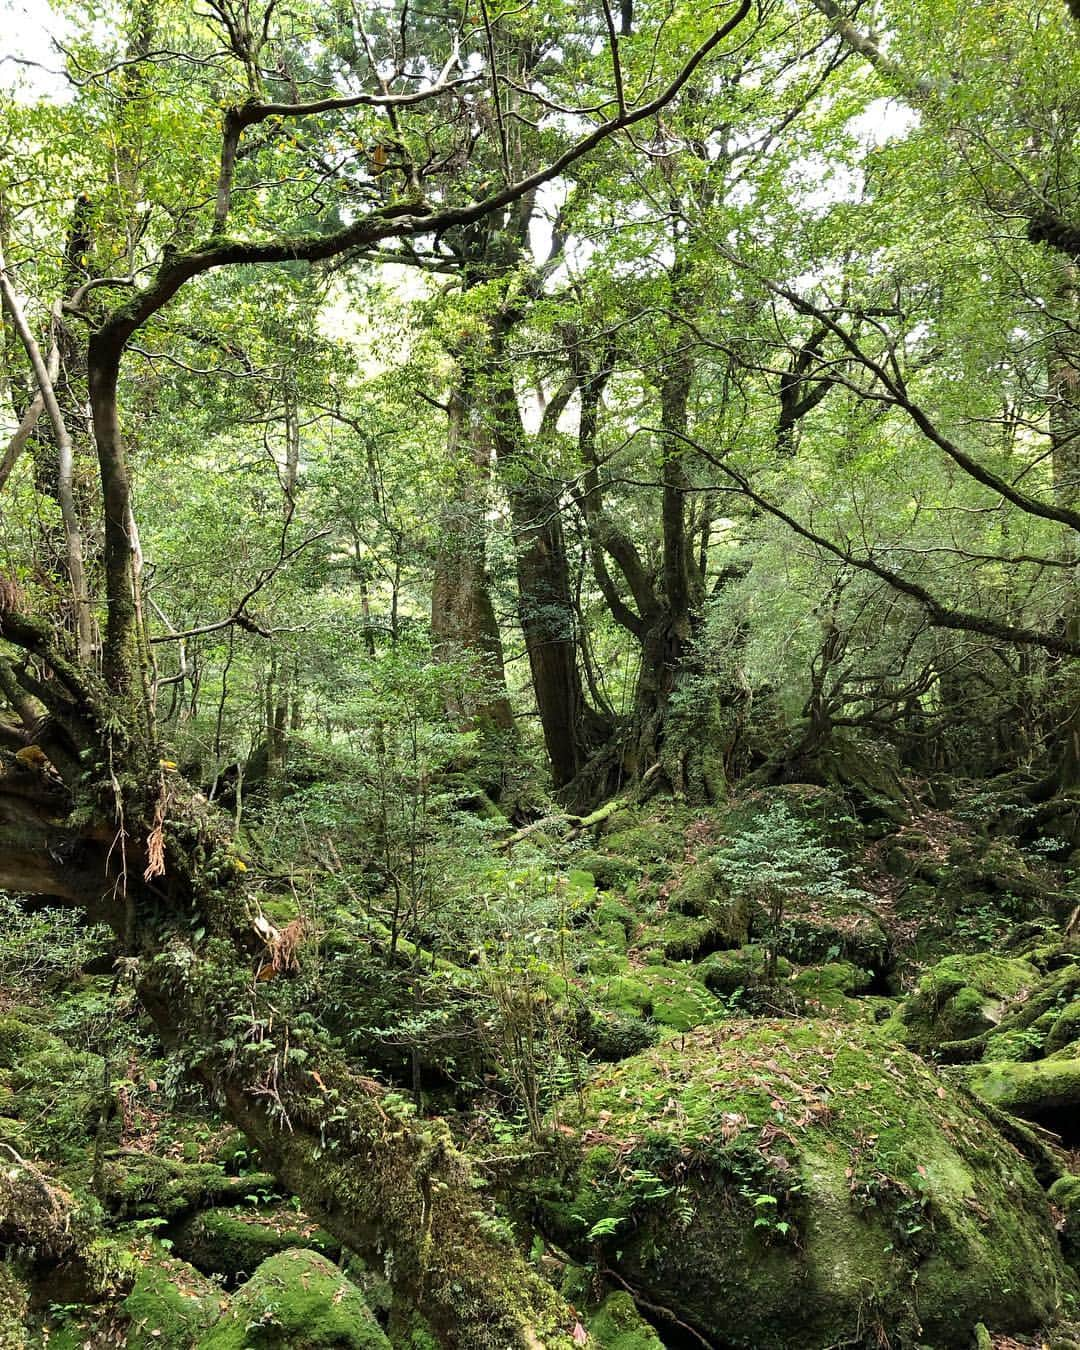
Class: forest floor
2,768,1080,1349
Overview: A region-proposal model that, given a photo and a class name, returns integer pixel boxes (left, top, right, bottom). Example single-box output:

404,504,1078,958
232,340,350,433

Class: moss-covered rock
586,1291,664,1348
697,944,792,995
1050,1175,1080,1270
198,1249,390,1349
587,956,725,1032
103,1154,276,1220
965,1057,1080,1136
173,1206,339,1281
578,1010,659,1062
887,954,1040,1053
790,962,874,1014
0,1263,28,1349
536,1019,1073,1349
1047,1000,1080,1056
0,1016,54,1069
121,1253,223,1348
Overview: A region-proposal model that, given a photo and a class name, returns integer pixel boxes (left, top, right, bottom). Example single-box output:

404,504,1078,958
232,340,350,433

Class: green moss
103,1155,276,1220
587,1291,664,1348
174,1207,339,1281
121,1253,222,1348
791,961,873,1012
1047,1000,1080,1055
0,1263,28,1349
888,954,1039,1053
537,1019,1073,1349
1050,1176,1080,1269
0,1017,53,1069
198,1249,390,1349
966,1057,1080,1121
697,944,791,994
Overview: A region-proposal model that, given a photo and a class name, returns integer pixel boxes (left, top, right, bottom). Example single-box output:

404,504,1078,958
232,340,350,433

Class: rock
536,1020,1074,1349
121,1253,223,1348
1049,1175,1080,1270
887,954,1039,1053
587,1291,664,1348
198,1249,390,1349
103,1154,276,1220
587,955,724,1032
966,1058,1080,1141
173,1206,339,1282
1047,1000,1080,1056
0,1264,28,1349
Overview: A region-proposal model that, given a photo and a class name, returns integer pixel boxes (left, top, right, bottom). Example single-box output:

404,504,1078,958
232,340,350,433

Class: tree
0,1,758,1340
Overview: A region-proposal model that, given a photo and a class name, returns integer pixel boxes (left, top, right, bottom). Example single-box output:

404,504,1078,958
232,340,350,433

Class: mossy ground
3,784,1080,1347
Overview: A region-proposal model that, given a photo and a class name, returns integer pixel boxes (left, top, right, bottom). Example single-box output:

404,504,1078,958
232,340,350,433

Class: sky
1,0,70,101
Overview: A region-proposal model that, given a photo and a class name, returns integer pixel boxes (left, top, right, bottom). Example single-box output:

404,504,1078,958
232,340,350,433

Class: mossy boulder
1047,1000,1080,1056
1050,1176,1080,1270
0,1017,54,1069
173,1207,339,1282
965,1058,1080,1138
773,899,890,973
536,1020,1073,1349
588,957,724,1032
888,954,1039,1053
121,1253,223,1348
697,944,792,995
587,1291,664,1348
790,962,875,1015
198,1249,390,1349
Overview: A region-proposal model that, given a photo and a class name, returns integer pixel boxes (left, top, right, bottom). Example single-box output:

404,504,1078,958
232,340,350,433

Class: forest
1,0,1080,1345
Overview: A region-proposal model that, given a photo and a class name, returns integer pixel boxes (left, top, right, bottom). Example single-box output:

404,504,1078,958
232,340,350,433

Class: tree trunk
431,377,515,738
488,318,611,796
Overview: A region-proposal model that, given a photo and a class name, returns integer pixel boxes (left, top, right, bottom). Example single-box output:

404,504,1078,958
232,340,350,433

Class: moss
888,954,1039,1053
0,1017,54,1069
574,852,640,892
587,1291,664,1348
1050,1176,1080,1269
1047,1000,1080,1055
121,1253,222,1348
537,1019,1074,1349
790,962,873,1014
0,1263,28,1349
198,1249,390,1349
579,1010,658,1062
965,1057,1080,1123
173,1206,339,1281
697,944,792,994
103,1154,276,1219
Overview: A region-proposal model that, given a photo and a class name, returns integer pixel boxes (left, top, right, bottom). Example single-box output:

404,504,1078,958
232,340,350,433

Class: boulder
198,1249,389,1349
535,1019,1073,1349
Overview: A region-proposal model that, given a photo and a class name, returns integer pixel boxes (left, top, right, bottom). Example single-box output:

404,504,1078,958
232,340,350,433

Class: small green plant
716,802,868,979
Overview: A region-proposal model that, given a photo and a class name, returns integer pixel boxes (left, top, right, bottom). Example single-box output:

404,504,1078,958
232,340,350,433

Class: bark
1046,270,1080,787
431,377,515,737
488,317,611,793
0,245,93,662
